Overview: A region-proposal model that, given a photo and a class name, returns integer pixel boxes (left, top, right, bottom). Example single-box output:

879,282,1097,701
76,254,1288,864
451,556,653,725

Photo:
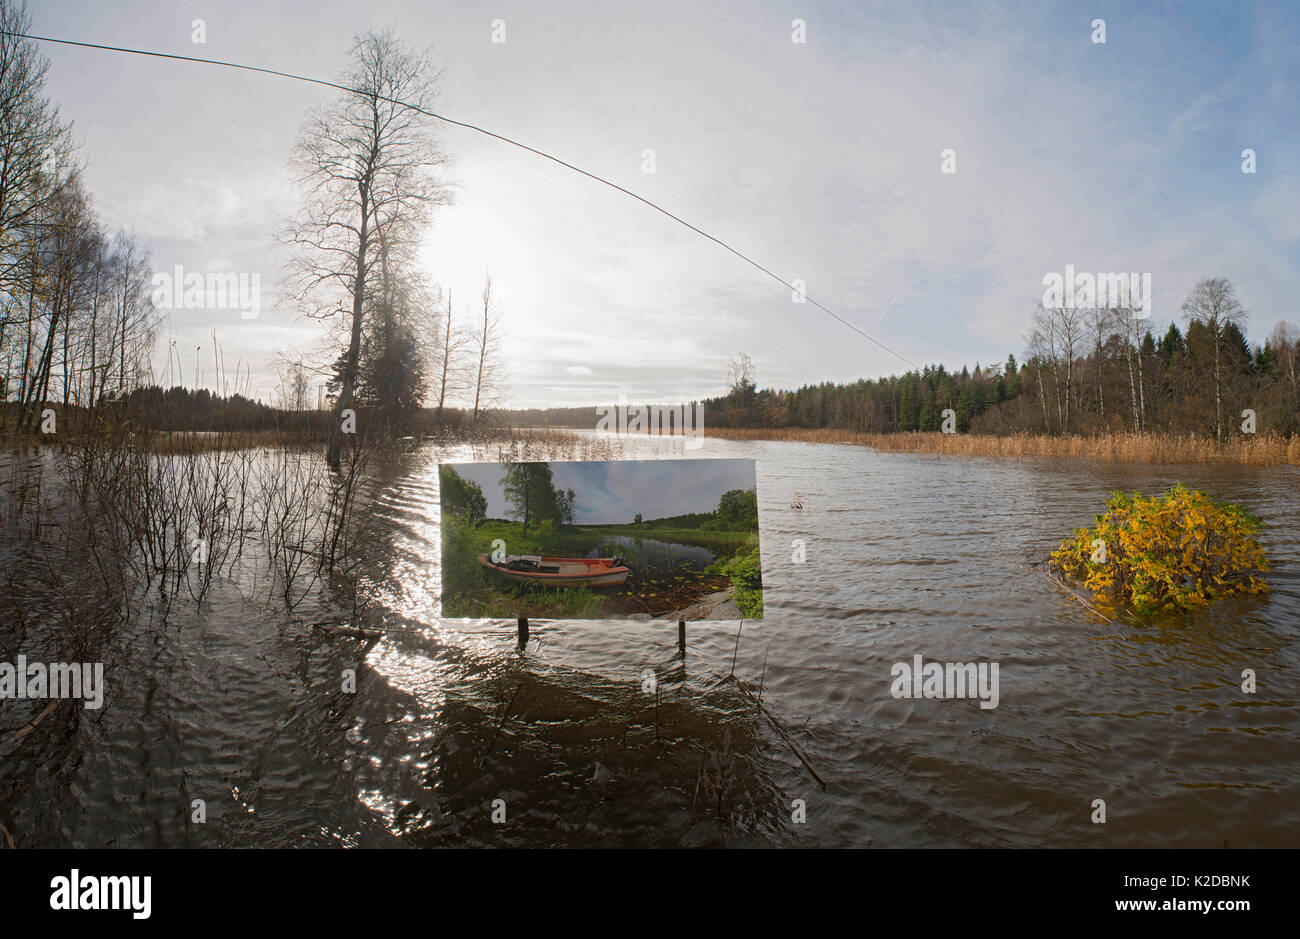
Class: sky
446,459,756,524
34,0,1300,407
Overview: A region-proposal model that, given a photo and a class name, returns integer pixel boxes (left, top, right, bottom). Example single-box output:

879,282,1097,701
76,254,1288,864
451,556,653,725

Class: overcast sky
446,459,756,523
35,0,1300,407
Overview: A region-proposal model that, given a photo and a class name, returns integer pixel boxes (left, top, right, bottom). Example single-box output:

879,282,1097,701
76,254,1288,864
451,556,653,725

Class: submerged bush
1049,484,1270,614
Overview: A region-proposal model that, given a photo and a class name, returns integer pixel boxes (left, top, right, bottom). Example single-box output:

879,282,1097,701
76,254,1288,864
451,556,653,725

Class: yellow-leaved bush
1049,484,1270,615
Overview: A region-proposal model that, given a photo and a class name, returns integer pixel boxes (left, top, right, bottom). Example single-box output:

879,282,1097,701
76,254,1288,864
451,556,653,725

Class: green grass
451,519,758,558
441,584,603,618
454,518,572,557
440,516,763,619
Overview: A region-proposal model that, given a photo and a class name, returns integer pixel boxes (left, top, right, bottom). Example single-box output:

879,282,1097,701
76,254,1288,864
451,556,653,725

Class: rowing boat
477,553,630,587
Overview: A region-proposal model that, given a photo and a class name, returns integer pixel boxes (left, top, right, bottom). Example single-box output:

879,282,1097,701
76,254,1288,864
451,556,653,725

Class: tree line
711,278,1299,440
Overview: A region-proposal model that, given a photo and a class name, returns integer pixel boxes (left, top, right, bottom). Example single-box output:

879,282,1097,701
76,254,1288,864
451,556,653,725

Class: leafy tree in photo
439,466,486,524
706,487,758,531
501,462,556,537
554,486,576,526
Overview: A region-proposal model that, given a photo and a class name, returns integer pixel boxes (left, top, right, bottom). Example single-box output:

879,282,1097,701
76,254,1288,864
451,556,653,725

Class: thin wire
13,30,921,371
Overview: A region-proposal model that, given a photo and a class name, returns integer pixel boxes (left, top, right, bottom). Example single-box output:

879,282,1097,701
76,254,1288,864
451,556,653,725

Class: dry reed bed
475,426,628,463
705,427,1300,465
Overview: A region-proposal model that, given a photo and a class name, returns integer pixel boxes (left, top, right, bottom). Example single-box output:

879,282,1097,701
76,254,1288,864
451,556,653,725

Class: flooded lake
2,435,1297,847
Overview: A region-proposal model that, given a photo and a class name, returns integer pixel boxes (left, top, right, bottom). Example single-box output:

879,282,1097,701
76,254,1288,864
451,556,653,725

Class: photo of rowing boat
476,553,631,587
440,458,762,619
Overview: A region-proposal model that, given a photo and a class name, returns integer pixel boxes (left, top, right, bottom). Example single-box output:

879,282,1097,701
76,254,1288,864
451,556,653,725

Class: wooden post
517,617,529,645
678,619,686,656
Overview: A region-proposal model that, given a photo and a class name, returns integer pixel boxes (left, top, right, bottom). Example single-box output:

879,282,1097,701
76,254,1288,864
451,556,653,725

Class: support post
517,617,529,645
678,619,686,656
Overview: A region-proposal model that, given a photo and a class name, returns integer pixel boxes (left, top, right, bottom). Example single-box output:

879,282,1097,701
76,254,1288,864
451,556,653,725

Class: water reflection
587,534,716,579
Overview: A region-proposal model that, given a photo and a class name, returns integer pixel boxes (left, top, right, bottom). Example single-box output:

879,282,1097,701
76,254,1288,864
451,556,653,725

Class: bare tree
18,170,96,427
1270,321,1299,412
1027,307,1061,432
1028,302,1083,433
1086,306,1109,425
432,286,468,422
469,272,504,421
282,29,450,465
275,355,313,411
1108,302,1149,433
0,3,76,428
105,230,156,396
728,353,755,397
1181,277,1247,442
0,0,70,294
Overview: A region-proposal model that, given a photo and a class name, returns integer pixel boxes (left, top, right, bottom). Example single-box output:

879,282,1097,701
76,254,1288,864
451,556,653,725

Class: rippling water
3,435,1297,847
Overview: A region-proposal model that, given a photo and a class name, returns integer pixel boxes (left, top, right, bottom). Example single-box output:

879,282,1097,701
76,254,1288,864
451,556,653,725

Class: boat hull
476,554,630,587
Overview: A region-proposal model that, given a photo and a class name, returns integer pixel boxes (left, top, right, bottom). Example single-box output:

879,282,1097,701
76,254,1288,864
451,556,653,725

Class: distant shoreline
701,427,1300,466
8,421,1298,466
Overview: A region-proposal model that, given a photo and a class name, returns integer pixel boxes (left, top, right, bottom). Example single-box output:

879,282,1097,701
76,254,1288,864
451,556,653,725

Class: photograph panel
440,459,762,620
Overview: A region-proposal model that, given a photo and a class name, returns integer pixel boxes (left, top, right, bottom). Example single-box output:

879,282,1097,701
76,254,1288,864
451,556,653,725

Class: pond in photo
438,458,764,620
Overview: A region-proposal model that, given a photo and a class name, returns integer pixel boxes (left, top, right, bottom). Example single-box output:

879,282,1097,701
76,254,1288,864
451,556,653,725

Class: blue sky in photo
445,458,757,524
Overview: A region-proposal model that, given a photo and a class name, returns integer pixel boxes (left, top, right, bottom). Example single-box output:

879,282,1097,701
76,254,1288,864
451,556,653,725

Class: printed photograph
440,459,762,620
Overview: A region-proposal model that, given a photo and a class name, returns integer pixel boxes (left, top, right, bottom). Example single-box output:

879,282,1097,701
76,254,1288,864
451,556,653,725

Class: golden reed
705,427,1300,466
